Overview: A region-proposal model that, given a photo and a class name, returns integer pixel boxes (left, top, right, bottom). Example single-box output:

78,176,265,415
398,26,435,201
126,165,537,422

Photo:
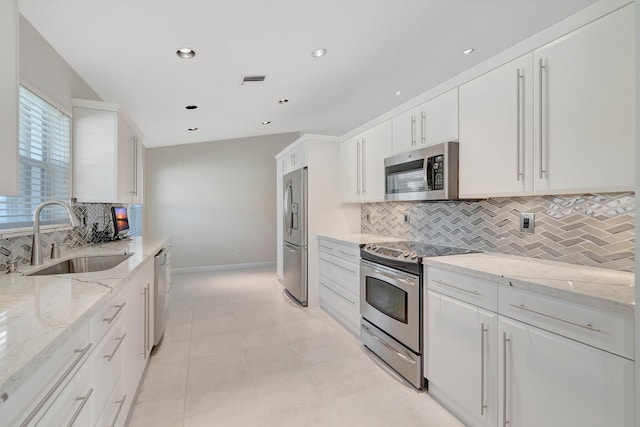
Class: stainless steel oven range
360,241,477,389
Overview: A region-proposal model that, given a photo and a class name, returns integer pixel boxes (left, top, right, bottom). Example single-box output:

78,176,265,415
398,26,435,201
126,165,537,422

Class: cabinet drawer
319,278,359,335
319,253,359,295
337,243,360,263
89,289,124,345
499,286,633,359
318,239,338,256
35,362,93,427
95,378,127,427
92,319,125,419
426,267,498,312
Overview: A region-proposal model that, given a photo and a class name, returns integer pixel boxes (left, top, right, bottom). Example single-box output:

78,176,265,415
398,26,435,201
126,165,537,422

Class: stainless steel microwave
384,141,459,201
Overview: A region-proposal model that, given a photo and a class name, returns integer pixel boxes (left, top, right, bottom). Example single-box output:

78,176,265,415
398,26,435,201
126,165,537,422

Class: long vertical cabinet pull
411,116,416,146
538,58,547,179
480,323,488,416
131,135,138,196
356,140,361,196
515,69,523,182
141,285,149,357
362,138,367,196
421,112,426,145
502,332,511,426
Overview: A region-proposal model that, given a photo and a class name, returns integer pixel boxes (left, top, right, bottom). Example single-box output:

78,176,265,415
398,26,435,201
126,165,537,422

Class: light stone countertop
422,252,634,317
0,236,170,404
317,233,404,245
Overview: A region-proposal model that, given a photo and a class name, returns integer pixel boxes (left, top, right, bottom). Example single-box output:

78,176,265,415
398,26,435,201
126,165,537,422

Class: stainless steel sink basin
27,253,133,276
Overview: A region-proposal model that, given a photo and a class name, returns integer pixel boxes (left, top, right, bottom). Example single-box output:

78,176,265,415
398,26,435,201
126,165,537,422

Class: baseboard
172,261,275,274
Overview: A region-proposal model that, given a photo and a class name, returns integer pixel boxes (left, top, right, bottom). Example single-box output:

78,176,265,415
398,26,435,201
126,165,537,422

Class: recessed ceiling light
278,99,289,104
395,91,402,96
460,48,475,56
185,105,198,110
311,48,327,58
176,48,196,59
262,121,271,125
188,127,198,131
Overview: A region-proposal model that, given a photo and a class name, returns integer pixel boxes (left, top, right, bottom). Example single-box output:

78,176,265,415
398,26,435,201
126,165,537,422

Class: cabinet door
339,137,361,203
392,106,420,155
0,0,18,196
426,290,497,427
459,54,533,198
362,120,392,202
117,116,135,204
532,5,634,194
498,316,634,427
73,106,119,202
421,88,458,146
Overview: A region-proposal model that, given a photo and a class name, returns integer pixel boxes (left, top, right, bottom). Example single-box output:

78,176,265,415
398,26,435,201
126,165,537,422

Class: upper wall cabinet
73,99,144,204
392,88,458,155
459,4,634,198
340,120,392,203
281,143,307,175
0,0,18,196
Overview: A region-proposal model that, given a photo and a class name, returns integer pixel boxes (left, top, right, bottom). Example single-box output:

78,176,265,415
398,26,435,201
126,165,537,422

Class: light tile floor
128,267,463,427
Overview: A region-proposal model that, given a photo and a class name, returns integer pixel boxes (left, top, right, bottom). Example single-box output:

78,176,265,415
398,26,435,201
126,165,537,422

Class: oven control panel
364,244,418,260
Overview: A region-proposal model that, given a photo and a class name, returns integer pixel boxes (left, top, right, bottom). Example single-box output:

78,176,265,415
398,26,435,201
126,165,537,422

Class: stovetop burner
361,241,478,270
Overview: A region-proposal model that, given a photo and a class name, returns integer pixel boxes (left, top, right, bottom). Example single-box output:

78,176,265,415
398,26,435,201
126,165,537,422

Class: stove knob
410,252,418,259
402,251,410,257
365,244,371,249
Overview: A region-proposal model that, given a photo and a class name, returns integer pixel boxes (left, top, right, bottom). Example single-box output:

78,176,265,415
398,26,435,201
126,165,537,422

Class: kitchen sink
27,253,133,276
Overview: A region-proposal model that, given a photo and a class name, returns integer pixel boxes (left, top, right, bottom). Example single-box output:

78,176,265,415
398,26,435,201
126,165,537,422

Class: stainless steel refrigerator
282,167,308,306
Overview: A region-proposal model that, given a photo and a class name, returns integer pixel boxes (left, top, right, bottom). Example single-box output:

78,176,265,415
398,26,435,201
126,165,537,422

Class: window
0,86,71,230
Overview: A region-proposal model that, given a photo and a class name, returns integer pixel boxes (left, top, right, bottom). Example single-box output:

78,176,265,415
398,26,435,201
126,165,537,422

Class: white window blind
0,86,71,229
128,204,143,236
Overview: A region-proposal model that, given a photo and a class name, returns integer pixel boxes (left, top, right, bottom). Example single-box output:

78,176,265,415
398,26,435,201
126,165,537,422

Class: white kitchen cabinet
459,54,534,198
392,88,459,155
340,120,392,203
122,258,154,420
72,99,144,204
0,0,18,196
425,267,499,427
318,237,360,335
532,4,634,194
498,315,634,427
459,5,634,198
282,142,307,175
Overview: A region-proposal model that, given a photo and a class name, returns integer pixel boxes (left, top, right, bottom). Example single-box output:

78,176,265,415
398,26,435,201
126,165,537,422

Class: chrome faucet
30,201,80,266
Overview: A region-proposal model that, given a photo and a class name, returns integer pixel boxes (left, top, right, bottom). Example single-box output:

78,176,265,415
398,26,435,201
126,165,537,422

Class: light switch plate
520,212,535,234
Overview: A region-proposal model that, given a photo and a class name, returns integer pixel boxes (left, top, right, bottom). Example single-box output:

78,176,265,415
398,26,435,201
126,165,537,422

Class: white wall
145,132,300,269
19,16,100,110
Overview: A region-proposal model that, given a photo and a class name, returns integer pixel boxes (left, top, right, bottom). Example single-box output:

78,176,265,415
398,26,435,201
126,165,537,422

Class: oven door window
365,277,408,324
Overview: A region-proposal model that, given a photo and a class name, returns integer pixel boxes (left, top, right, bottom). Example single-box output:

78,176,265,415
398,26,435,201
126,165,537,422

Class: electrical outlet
519,212,535,234
365,213,370,222
403,213,410,224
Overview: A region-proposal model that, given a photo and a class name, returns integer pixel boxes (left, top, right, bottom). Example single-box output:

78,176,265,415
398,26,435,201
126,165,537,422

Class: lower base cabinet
499,316,634,427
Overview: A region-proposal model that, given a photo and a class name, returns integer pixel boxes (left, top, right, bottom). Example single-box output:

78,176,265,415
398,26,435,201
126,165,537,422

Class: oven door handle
372,269,416,287
362,324,416,365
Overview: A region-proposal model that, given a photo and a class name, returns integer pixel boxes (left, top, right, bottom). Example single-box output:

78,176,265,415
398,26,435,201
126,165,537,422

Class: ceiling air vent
241,75,267,86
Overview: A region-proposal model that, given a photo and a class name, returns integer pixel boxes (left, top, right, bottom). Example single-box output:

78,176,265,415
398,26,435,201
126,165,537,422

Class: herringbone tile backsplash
361,193,635,272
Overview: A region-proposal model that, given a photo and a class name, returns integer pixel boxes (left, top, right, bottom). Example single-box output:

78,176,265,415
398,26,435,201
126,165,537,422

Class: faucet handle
51,243,60,259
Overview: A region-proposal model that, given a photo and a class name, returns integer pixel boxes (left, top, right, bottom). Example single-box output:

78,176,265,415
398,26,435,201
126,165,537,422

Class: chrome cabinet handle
480,323,488,416
374,269,416,287
509,303,600,332
109,395,127,427
319,244,334,251
321,258,356,274
421,111,426,145
356,140,361,195
411,115,416,146
538,58,547,179
104,333,127,362
20,343,92,427
103,302,126,324
141,285,150,357
516,69,523,181
67,388,93,427
362,138,367,195
320,281,355,304
131,135,138,196
362,324,416,364
502,332,510,427
338,250,356,259
432,279,480,295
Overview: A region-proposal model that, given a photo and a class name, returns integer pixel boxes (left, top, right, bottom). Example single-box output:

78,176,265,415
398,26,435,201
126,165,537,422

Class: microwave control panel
427,154,445,191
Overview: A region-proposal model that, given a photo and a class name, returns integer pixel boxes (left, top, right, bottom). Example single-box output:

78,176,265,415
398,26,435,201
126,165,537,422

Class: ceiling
20,0,596,148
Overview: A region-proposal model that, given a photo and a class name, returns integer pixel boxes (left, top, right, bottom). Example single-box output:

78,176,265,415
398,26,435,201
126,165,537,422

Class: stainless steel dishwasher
154,248,169,346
